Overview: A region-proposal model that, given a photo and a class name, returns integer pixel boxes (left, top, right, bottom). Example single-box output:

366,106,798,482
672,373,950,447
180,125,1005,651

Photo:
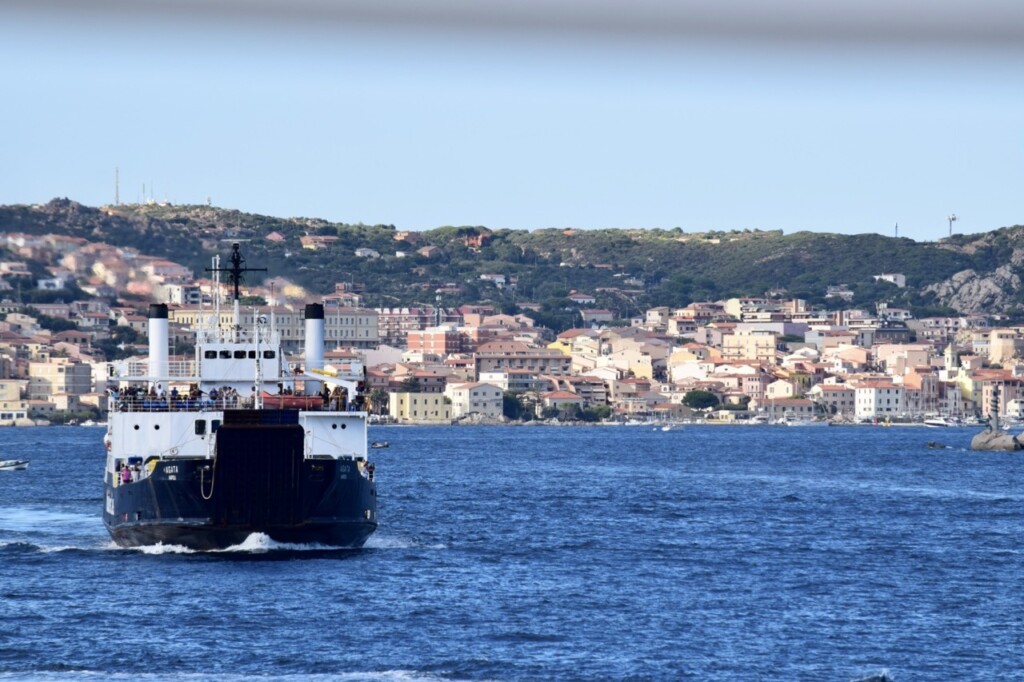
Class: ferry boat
102,243,377,550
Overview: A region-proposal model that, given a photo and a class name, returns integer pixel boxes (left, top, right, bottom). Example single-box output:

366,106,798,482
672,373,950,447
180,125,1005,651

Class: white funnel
304,303,325,394
148,303,169,388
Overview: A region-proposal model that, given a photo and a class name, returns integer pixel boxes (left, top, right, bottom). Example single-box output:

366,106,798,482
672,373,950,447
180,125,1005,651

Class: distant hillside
3,198,1024,322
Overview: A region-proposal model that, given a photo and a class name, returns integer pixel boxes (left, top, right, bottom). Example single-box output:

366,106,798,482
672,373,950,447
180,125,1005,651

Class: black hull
104,412,377,551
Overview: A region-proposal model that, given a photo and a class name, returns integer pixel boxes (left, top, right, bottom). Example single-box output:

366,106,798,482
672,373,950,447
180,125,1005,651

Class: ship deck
111,395,341,413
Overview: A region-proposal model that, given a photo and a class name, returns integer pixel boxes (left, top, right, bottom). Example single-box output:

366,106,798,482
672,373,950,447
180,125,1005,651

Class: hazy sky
3,1,1023,241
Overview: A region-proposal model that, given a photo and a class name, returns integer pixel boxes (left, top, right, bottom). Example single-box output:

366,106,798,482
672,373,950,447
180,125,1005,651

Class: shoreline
372,420,990,429
4,419,993,430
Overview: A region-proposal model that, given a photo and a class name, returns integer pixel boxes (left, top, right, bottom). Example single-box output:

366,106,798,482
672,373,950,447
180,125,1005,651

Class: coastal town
0,230,1019,427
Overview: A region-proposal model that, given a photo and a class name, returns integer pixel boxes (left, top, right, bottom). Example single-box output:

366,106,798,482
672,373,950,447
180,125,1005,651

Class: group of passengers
206,386,241,408
323,385,349,411
114,384,241,411
320,384,366,412
112,382,365,412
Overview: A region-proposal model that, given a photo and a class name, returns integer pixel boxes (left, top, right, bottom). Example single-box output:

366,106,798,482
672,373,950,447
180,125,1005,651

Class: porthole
133,425,139,431
341,423,347,429
332,424,337,430
154,424,160,430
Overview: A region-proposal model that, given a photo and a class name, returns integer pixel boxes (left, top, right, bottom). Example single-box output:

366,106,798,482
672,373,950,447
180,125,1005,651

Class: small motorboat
370,441,389,449
0,459,29,471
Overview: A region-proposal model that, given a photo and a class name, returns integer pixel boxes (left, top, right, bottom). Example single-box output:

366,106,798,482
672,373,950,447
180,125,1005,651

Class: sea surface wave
1,425,1022,680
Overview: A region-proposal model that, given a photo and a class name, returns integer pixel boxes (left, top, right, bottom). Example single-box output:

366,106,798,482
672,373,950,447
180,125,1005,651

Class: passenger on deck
120,465,132,485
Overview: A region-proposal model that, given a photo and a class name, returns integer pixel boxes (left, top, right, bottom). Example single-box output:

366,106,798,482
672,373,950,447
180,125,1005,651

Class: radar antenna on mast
205,242,267,342
205,242,267,302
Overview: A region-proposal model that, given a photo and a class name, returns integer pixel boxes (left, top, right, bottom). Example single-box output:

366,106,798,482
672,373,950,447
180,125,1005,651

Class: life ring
169,447,179,456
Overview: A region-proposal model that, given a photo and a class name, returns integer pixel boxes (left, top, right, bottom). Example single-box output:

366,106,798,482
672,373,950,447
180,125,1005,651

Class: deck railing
110,360,197,380
107,394,356,413
110,396,248,413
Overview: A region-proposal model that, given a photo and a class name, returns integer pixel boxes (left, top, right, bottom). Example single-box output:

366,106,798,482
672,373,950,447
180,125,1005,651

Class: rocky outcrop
923,260,1023,314
971,426,1024,451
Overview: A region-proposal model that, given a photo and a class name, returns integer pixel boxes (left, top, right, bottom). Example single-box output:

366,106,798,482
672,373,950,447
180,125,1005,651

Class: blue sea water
1,424,1022,681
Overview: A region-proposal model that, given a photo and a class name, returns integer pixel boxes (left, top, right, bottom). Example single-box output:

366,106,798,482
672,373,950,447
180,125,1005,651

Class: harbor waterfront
2,425,1023,680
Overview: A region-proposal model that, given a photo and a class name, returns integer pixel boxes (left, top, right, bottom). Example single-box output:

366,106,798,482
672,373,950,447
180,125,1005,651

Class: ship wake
125,532,370,555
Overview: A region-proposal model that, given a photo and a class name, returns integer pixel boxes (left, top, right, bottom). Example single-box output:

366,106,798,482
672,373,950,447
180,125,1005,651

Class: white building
873,273,907,288
154,283,202,305
1005,398,1024,419
168,305,380,351
28,359,94,399
444,382,504,419
855,380,905,420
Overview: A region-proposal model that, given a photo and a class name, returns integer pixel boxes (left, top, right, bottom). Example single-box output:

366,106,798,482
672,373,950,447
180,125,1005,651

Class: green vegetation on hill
3,198,1024,327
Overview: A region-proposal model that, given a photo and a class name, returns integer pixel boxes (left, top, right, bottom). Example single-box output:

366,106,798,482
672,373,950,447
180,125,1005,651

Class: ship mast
254,310,264,409
211,253,220,338
206,242,266,342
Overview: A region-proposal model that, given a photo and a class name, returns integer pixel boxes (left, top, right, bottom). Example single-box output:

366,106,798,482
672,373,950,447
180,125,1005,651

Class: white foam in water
214,532,448,553
0,506,97,533
217,532,305,552
0,540,75,554
225,532,277,551
364,533,447,550
38,544,91,554
135,542,197,555
2,528,447,555
350,671,465,682
0,671,464,682
132,533,358,554
0,506,108,553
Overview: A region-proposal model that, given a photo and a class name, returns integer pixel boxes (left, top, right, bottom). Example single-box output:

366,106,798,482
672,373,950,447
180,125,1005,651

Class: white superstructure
105,245,368,473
